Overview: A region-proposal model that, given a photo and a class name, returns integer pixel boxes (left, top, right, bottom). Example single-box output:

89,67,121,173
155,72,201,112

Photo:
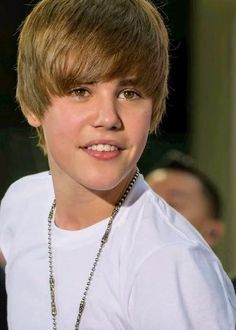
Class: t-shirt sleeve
128,242,236,330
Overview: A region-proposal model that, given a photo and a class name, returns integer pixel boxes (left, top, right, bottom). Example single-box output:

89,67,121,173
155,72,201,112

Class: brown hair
16,0,169,151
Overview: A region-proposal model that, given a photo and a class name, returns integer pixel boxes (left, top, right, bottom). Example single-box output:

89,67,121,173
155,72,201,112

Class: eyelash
69,87,142,100
70,87,90,97
119,89,141,100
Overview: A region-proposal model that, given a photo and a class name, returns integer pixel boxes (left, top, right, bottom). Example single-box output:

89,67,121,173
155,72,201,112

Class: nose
92,95,122,130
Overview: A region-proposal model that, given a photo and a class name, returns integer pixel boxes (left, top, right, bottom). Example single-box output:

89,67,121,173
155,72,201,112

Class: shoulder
0,171,53,259
0,171,54,229
118,175,220,270
1,171,53,206
4,171,52,195
123,179,236,319
126,175,210,250
122,176,236,287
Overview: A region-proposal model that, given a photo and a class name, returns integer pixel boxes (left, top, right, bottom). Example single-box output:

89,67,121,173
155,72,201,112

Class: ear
26,112,41,128
205,219,225,248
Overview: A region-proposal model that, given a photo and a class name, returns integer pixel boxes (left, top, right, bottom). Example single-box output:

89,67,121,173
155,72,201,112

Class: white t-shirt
0,171,235,330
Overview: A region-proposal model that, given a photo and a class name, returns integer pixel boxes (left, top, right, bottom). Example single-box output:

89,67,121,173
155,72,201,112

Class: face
28,78,152,194
147,169,214,238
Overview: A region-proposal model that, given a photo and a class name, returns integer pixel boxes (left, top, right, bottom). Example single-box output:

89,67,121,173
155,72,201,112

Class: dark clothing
232,277,236,294
0,267,7,330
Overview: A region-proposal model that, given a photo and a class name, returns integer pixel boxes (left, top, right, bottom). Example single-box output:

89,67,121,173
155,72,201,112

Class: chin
83,178,122,192
79,170,132,193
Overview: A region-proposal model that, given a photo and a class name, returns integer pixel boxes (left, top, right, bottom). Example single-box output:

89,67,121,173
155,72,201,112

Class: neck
54,195,115,230
50,169,137,230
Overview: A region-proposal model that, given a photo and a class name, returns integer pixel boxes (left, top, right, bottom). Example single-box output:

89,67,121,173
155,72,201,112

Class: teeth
88,144,118,152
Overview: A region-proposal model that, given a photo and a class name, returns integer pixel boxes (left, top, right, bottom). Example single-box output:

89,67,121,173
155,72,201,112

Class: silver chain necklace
47,169,139,330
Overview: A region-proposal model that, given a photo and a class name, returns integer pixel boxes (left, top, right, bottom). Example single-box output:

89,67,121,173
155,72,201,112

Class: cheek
127,110,151,150
42,114,78,151
136,108,152,135
144,109,152,130
142,103,152,128
182,206,204,227
132,101,152,123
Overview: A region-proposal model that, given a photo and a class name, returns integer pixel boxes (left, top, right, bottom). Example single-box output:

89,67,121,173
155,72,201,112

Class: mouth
87,144,119,152
82,142,122,160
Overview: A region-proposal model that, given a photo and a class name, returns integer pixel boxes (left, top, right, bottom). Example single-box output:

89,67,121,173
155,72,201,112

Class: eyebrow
118,79,138,87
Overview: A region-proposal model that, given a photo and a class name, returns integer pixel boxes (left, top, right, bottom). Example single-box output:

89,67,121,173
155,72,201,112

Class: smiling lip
81,141,123,160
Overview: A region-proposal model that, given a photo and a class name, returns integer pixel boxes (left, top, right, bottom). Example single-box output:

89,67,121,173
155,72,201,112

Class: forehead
49,47,152,98
148,169,212,217
148,169,203,196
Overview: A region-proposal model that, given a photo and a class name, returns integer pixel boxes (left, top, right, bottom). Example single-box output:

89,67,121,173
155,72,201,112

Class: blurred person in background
145,150,225,248
146,151,236,292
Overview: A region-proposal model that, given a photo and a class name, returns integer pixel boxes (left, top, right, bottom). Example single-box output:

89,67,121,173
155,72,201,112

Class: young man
146,151,225,247
0,1,235,329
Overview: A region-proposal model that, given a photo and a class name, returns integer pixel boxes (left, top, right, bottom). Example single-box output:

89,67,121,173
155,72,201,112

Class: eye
119,89,141,100
70,87,90,98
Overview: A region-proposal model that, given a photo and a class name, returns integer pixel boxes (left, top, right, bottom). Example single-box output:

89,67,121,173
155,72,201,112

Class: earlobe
205,220,225,247
26,112,41,128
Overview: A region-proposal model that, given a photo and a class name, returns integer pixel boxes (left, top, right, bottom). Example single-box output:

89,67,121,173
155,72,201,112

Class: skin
27,78,152,230
146,169,224,247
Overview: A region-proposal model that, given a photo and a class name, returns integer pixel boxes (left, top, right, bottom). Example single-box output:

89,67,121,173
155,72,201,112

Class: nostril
93,112,122,130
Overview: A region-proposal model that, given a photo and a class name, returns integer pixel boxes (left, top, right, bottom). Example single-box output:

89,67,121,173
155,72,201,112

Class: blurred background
0,0,236,276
